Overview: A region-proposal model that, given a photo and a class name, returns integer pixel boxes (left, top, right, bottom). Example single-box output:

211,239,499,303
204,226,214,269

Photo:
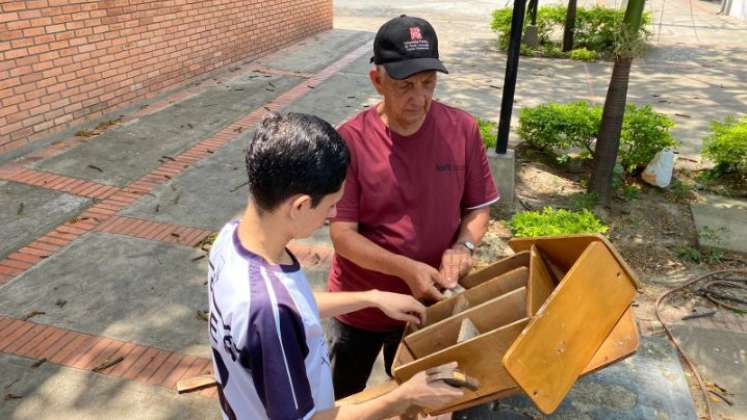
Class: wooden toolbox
390,234,641,415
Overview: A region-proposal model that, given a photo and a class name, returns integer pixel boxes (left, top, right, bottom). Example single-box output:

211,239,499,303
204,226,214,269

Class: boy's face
290,183,345,239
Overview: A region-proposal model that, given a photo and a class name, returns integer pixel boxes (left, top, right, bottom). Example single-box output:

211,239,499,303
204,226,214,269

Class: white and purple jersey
207,220,334,420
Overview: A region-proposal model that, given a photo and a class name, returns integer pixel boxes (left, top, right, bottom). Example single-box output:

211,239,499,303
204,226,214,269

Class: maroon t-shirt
328,101,499,331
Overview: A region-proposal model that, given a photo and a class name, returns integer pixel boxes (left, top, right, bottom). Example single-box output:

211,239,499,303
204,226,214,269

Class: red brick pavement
0,41,366,396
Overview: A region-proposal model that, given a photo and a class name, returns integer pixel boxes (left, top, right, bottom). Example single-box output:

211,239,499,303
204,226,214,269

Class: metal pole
496,0,527,155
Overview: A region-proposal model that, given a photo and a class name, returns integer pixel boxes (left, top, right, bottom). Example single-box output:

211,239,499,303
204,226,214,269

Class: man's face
372,68,437,129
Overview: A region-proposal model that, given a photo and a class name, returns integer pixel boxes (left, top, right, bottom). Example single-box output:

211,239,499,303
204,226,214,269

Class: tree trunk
528,0,538,25
589,57,632,202
588,0,645,203
562,0,577,52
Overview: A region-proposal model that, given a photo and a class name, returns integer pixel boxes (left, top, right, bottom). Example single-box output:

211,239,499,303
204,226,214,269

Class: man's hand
368,290,427,326
400,259,444,302
439,245,473,289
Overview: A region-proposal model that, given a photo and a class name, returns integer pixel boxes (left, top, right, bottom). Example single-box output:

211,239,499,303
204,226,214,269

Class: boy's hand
370,290,427,326
439,246,472,289
395,362,464,410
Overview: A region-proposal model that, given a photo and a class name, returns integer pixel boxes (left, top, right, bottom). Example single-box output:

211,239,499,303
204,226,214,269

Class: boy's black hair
245,113,350,212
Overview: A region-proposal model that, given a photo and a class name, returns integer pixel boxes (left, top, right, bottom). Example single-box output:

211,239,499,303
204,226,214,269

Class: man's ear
369,66,385,95
288,194,312,219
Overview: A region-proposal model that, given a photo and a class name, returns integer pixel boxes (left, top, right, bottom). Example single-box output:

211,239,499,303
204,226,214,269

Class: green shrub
509,207,609,237
491,7,560,50
541,43,568,58
518,102,676,172
570,47,599,62
518,101,601,154
702,115,747,175
571,192,600,210
573,7,651,53
490,6,651,57
477,117,498,150
619,104,676,171
666,178,694,203
623,184,641,201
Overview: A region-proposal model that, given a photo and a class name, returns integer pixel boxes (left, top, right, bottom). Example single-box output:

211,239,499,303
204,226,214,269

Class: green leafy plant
619,104,676,172
702,115,747,176
490,6,650,58
675,244,703,263
518,101,601,154
491,7,560,50
622,184,640,201
477,117,498,150
676,226,726,264
666,178,694,203
570,47,599,62
508,207,608,237
518,101,676,173
675,245,724,264
571,192,599,209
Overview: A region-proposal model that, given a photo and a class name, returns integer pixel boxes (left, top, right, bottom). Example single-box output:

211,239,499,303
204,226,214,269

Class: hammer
400,365,479,419
425,365,479,391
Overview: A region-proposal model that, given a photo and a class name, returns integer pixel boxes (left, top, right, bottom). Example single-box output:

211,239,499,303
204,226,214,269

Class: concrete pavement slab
338,50,375,76
0,353,219,420
120,130,253,231
691,193,747,254
670,325,747,420
457,336,697,419
0,181,91,260
0,233,210,358
33,74,302,187
121,58,376,231
255,29,372,74
283,66,378,126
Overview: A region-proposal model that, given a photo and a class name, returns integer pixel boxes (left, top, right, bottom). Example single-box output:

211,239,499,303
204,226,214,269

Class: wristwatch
459,240,475,255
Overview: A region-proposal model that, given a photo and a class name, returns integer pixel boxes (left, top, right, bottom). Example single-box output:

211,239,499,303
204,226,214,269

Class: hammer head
425,365,480,391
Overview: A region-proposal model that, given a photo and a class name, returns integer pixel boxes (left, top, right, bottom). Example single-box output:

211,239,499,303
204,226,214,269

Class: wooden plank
392,334,416,368
425,267,528,326
394,319,528,413
540,252,566,285
584,307,639,373
502,241,637,414
527,246,555,316
431,308,640,415
404,287,527,359
461,251,530,289
508,234,640,289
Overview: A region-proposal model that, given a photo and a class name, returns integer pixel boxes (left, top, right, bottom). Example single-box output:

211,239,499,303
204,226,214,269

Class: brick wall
0,0,333,154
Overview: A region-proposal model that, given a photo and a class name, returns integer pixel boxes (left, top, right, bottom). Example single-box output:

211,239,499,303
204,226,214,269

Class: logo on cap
409,27,422,41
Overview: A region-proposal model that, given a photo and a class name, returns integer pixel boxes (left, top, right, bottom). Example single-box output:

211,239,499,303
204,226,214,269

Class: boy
207,113,462,419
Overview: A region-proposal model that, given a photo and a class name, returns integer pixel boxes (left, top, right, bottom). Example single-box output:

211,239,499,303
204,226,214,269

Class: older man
327,15,499,398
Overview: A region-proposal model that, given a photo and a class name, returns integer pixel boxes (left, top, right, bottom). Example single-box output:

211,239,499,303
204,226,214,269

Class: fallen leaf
92,356,124,373
31,358,47,368
195,310,209,322
21,310,45,321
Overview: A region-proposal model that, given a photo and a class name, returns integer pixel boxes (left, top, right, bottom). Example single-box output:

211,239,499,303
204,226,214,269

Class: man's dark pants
327,318,404,400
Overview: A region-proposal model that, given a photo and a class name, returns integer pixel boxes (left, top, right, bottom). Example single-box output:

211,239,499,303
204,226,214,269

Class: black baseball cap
371,15,449,80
